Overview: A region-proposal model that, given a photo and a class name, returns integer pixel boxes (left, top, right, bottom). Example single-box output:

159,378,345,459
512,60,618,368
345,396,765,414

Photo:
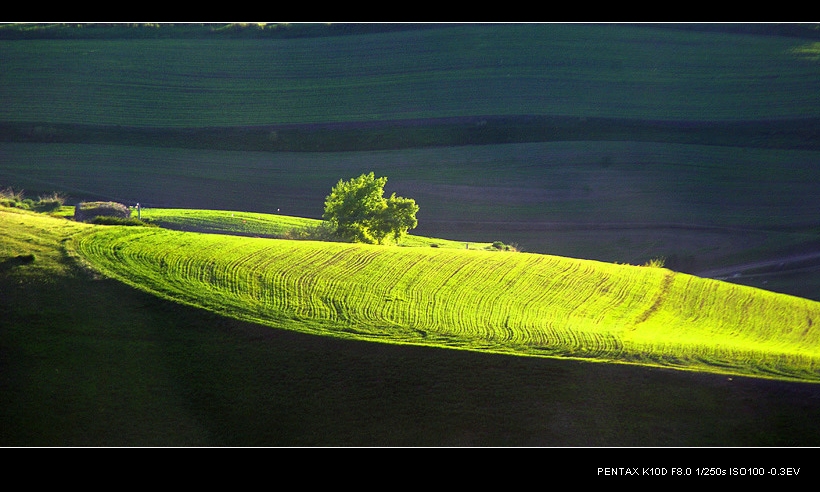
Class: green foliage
487,240,518,252
1,187,23,201
283,221,339,241
643,257,666,268
0,187,66,212
32,192,66,212
323,173,419,244
0,187,26,208
370,194,420,244
90,216,154,227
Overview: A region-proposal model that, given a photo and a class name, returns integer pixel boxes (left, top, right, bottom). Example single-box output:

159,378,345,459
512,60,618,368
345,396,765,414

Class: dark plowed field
4,115,820,152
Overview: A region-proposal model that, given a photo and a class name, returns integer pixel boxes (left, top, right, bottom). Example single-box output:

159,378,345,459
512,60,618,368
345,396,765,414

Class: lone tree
323,172,419,244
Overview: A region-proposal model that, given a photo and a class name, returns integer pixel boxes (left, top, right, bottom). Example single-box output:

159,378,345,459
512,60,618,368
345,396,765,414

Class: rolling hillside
66,211,820,382
5,199,820,446
4,23,820,446
134,207,491,249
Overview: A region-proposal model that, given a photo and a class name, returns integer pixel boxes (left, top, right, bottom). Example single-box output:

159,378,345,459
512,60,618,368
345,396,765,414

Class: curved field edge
68,225,820,382
137,208,491,249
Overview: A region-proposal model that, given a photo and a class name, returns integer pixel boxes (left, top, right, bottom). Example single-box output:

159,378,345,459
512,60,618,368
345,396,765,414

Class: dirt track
694,251,820,280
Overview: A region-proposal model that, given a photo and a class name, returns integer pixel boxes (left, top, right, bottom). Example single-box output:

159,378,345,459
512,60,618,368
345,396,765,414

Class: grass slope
6,208,820,446
69,215,820,382
137,207,491,249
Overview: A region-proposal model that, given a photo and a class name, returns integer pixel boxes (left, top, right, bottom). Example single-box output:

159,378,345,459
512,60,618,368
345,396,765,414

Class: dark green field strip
3,25,820,127
4,140,819,232
4,116,820,152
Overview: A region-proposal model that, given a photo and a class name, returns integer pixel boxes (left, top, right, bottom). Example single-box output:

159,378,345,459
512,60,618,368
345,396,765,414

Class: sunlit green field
6,205,820,446
68,215,820,382
136,207,490,249
140,208,323,236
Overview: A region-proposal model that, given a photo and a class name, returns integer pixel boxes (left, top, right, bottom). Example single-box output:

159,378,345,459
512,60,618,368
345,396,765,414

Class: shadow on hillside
0,254,35,272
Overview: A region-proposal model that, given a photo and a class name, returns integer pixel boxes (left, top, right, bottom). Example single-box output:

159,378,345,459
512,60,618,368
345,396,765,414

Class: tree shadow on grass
0,254,35,273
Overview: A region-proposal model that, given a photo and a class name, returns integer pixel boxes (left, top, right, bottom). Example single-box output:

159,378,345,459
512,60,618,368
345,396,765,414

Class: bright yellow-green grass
0,208,90,271
138,207,492,249
68,217,820,382
139,208,321,236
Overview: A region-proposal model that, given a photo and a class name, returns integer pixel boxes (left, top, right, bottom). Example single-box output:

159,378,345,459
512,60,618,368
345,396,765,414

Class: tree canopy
323,172,418,244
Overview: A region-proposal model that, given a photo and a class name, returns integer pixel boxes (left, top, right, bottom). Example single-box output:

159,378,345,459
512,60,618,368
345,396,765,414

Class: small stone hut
74,201,131,222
